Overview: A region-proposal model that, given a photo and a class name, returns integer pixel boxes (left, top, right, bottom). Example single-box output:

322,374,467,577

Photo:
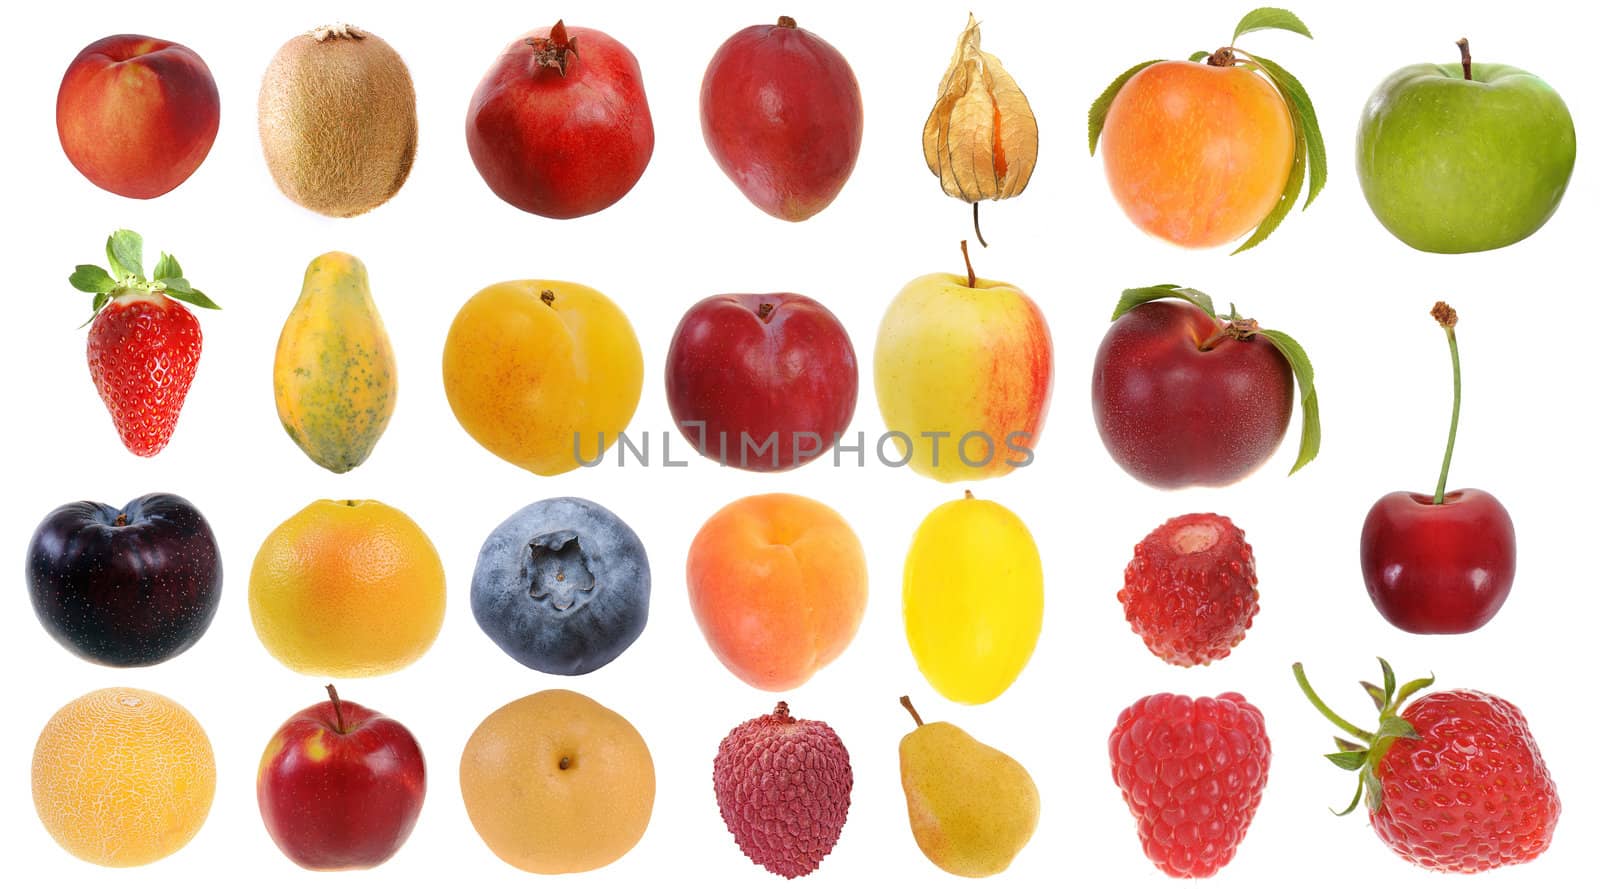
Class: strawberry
1108,691,1271,878
1119,513,1258,666
1295,658,1561,873
69,230,218,456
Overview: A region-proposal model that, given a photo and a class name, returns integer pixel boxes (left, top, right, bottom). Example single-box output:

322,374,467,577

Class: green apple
1356,40,1576,253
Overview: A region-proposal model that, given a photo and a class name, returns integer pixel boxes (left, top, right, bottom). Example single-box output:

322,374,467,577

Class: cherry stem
972,202,988,248
959,240,976,288
1457,38,1472,82
1432,301,1461,505
326,684,347,734
1292,664,1376,744
899,695,924,727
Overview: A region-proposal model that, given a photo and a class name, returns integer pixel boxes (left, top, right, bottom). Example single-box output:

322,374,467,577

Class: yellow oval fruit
460,689,655,874
274,251,397,473
249,499,444,677
904,493,1043,704
442,280,643,476
33,687,216,867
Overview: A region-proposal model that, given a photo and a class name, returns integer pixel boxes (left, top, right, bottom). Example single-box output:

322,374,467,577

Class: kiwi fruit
258,24,417,217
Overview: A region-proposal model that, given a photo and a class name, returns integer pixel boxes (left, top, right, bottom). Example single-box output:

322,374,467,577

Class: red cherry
1359,303,1516,634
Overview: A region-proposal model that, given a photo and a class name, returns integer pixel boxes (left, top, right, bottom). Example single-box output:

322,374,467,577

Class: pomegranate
466,21,654,219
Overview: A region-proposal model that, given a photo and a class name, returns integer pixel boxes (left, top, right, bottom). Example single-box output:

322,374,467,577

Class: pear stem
1457,38,1472,81
959,240,976,288
1292,664,1375,743
899,696,924,727
326,684,347,734
1431,302,1461,505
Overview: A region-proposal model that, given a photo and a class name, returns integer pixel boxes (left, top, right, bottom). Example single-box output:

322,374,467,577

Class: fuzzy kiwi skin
258,25,417,217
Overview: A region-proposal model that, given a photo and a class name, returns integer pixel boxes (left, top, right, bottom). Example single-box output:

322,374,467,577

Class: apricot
1099,61,1294,248
686,494,867,691
442,280,643,476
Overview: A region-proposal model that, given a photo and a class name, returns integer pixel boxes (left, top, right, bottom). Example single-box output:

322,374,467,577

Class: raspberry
1119,513,1258,666
1108,692,1271,878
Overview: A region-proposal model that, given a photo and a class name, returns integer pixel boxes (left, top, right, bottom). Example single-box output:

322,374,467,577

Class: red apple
666,293,857,471
1360,302,1515,634
56,35,219,198
466,20,653,219
257,686,425,870
701,15,863,221
1090,286,1319,488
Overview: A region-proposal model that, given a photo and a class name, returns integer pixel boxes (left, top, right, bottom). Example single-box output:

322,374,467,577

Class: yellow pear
898,696,1038,877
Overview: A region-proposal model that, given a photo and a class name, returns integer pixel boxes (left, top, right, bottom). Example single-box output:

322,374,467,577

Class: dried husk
922,14,1038,203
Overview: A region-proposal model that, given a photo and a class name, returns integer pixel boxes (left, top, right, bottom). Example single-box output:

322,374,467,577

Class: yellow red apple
56,35,220,198
256,686,425,870
874,242,1052,482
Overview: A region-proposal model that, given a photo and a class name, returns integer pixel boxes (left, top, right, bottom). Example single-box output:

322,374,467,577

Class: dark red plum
27,492,221,666
471,497,649,675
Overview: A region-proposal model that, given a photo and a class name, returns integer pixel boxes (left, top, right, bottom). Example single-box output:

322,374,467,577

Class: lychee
712,701,852,878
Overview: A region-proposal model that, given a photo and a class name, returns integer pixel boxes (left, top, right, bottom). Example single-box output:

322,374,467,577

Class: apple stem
1457,38,1472,81
1432,301,1462,505
326,684,347,734
777,15,797,28
899,695,924,727
972,202,989,248
959,240,976,288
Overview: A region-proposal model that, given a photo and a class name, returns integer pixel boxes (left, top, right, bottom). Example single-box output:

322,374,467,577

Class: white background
3,0,1592,886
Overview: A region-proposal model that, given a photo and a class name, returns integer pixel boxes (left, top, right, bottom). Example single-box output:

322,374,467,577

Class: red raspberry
1296,660,1561,874
1108,692,1271,878
1119,513,1258,666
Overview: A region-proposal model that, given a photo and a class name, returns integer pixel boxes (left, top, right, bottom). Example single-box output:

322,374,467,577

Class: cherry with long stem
1431,302,1461,505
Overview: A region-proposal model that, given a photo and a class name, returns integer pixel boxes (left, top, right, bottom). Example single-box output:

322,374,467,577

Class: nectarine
686,494,866,691
57,35,219,199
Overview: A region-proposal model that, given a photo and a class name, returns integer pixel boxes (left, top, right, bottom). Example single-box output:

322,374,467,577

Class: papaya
273,252,397,472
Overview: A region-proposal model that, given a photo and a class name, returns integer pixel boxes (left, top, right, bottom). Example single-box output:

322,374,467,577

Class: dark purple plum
27,492,221,667
471,497,650,675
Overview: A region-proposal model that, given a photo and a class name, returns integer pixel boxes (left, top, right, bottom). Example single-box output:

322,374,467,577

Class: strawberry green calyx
68,229,220,323
1292,658,1436,815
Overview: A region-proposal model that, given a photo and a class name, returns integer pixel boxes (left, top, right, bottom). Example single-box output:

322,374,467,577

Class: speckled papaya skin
273,252,397,473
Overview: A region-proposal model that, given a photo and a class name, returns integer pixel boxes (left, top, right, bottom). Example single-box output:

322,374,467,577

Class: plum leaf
1233,7,1313,42
1254,328,1320,474
1111,285,1217,321
1248,52,1327,205
1088,59,1162,154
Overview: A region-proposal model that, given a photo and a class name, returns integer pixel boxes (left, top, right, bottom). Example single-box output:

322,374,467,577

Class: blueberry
471,497,650,675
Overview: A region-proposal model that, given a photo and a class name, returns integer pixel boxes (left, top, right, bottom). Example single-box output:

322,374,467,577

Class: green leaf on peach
1088,59,1163,155
1233,7,1313,43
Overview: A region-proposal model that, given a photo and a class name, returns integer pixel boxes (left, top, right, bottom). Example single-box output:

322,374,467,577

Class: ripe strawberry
1295,659,1560,874
1119,513,1258,666
1108,692,1271,878
69,230,218,456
